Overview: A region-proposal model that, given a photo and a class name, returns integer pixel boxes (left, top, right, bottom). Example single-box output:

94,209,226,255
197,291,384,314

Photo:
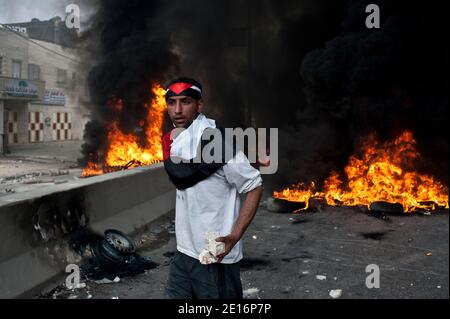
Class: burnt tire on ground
104,229,135,254
267,197,307,213
91,230,136,266
369,201,404,215
95,239,128,264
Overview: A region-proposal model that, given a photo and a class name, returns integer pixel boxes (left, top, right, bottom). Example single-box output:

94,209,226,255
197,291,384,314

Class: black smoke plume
80,0,179,166
270,0,449,189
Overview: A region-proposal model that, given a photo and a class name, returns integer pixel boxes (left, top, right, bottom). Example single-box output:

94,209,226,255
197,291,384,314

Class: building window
28,63,41,80
12,60,22,78
57,68,68,84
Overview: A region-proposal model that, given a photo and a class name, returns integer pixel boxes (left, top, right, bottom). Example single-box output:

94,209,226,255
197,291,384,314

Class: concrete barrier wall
0,163,175,298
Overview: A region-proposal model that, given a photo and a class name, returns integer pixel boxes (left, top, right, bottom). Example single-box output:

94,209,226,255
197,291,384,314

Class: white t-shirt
175,151,263,264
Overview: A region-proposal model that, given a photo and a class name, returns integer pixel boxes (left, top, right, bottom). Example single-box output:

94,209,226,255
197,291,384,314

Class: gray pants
166,251,243,299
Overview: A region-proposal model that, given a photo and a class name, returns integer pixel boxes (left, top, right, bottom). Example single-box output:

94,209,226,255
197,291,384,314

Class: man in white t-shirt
162,77,263,299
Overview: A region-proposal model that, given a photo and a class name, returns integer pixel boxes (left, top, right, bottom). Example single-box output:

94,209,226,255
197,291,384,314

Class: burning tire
267,197,307,213
369,201,404,215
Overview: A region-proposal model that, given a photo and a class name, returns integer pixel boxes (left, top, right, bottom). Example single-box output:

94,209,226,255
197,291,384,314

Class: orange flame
273,182,316,211
82,84,166,177
273,131,449,213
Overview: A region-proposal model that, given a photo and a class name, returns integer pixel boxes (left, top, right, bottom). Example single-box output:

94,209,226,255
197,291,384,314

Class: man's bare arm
216,185,263,262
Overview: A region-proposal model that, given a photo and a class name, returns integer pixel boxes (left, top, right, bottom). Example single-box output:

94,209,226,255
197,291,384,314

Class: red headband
167,82,202,95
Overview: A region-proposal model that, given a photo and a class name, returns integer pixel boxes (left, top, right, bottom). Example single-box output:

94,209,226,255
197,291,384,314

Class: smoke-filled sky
0,0,64,23
0,0,95,25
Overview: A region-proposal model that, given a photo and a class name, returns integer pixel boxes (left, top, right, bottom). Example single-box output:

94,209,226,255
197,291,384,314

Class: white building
0,21,90,154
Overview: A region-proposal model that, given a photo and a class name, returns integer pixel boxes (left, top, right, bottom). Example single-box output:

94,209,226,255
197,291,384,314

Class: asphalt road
0,141,84,197
37,199,449,299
